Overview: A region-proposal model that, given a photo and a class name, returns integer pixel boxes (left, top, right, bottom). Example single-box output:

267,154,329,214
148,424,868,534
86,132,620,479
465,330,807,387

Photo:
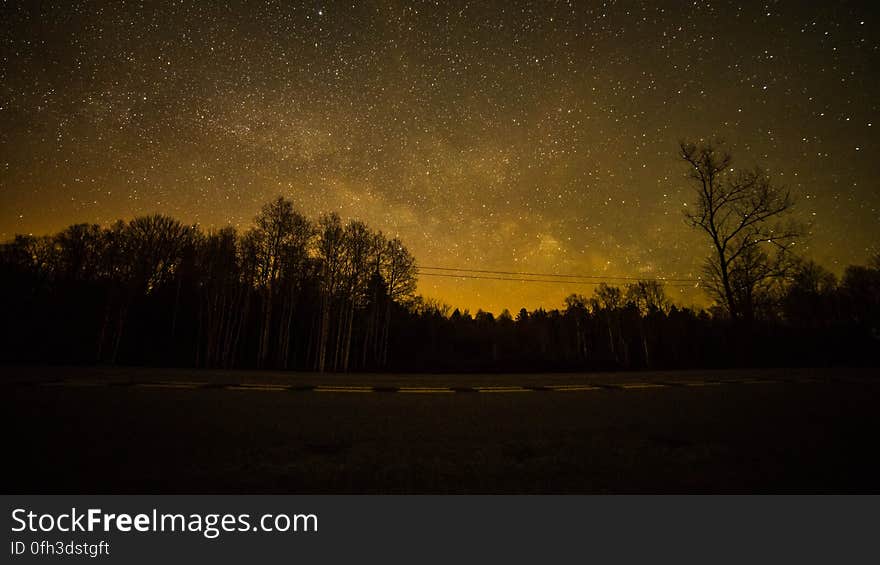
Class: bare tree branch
679,140,802,321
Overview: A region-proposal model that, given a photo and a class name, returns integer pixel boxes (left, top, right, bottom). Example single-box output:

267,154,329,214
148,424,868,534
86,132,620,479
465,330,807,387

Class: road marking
549,385,600,391
227,384,290,392
315,386,374,393
398,387,455,394
475,386,530,393
620,383,667,389
681,381,723,387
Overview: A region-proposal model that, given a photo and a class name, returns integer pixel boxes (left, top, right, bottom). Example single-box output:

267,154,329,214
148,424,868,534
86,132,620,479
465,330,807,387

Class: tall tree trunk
606,314,616,363
317,294,330,372
342,302,355,372
332,301,346,371
258,290,272,368
278,287,296,369
229,290,249,369
381,300,392,367
362,303,374,369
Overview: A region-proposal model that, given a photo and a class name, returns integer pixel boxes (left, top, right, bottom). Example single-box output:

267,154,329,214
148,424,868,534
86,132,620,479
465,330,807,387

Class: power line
417,271,699,287
418,265,699,283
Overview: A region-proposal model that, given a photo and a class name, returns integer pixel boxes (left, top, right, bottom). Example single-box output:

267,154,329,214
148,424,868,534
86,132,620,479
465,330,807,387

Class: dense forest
395,263,879,371
0,198,417,372
0,196,878,372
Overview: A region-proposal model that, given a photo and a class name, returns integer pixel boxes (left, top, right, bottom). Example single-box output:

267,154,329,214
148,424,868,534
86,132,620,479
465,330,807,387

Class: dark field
4,367,879,493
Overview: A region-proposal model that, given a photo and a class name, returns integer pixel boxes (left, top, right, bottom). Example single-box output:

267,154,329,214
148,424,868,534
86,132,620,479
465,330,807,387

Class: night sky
2,1,877,314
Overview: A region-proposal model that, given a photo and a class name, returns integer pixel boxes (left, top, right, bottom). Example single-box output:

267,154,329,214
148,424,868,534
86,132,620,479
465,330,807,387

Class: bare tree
362,230,389,368
52,224,106,282
96,214,192,362
378,237,417,366
195,227,248,368
335,220,373,371
564,293,590,361
314,212,345,372
591,283,626,365
247,197,312,368
625,280,670,315
679,140,801,322
625,280,670,367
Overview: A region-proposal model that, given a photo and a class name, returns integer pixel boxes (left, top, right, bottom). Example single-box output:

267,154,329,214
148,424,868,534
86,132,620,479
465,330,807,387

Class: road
4,367,879,493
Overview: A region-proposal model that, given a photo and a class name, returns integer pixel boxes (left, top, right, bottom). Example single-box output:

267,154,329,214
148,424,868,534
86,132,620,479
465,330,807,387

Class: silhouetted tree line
1,196,877,372
0,197,416,371
389,258,879,371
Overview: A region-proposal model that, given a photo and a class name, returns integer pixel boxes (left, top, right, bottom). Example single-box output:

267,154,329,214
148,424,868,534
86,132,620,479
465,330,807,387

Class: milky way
2,1,877,313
